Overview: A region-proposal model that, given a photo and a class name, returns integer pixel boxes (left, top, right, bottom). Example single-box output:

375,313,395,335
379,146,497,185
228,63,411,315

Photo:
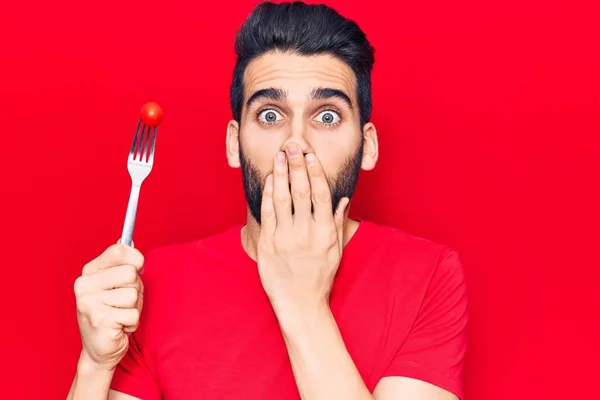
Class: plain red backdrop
0,0,598,398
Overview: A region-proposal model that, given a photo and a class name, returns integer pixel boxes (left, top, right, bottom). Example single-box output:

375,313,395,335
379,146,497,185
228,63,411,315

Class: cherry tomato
140,102,163,127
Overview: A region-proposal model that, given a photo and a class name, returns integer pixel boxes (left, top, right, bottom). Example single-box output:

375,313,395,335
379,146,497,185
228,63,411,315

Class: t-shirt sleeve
382,249,468,399
110,332,161,399
110,252,162,400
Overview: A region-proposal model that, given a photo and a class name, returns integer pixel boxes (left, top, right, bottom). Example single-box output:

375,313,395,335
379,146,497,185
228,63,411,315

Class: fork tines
130,120,157,164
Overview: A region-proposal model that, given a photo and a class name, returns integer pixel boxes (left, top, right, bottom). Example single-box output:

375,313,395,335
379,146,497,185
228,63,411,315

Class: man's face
230,52,369,224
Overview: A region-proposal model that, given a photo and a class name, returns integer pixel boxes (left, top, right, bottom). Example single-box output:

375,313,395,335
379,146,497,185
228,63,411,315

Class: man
68,2,468,399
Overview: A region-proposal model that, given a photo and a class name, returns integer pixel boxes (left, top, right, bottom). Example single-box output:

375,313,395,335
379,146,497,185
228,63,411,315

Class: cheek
321,159,343,180
312,133,360,174
240,130,283,172
313,148,346,179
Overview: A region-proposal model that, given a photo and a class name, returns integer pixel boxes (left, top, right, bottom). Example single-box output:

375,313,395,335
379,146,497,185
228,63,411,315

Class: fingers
74,265,141,296
75,269,143,333
113,308,141,332
82,244,144,275
101,287,141,309
285,143,312,220
305,153,334,223
265,149,344,229
272,151,293,226
260,174,277,236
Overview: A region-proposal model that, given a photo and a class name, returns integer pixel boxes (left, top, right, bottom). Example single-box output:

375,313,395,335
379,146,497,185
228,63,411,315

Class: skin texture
226,51,378,259
68,51,457,400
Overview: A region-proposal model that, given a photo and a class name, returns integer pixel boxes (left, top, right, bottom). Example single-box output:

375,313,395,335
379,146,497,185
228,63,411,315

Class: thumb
117,238,135,248
334,197,350,237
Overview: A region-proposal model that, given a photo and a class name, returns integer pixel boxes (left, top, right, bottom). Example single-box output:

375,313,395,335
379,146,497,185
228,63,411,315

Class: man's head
226,1,379,224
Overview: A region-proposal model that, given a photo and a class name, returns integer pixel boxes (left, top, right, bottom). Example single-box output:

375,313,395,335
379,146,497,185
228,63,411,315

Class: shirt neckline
234,219,370,266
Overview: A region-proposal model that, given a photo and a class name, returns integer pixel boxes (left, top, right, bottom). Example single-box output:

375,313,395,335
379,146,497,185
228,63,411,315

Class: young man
68,2,468,399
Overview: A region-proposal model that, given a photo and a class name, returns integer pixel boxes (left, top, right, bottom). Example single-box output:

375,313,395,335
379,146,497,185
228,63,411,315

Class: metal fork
120,120,158,246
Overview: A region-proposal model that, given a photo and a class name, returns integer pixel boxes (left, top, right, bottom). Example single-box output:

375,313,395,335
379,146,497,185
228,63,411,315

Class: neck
240,207,361,262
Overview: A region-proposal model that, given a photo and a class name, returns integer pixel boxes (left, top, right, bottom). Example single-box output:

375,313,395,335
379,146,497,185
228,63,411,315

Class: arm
66,352,140,400
276,301,372,400
276,301,458,400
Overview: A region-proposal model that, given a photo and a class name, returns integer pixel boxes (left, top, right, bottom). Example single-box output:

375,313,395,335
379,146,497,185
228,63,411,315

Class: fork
120,120,158,246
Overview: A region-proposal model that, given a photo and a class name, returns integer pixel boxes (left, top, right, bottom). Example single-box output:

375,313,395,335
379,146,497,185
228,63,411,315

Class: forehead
243,51,357,103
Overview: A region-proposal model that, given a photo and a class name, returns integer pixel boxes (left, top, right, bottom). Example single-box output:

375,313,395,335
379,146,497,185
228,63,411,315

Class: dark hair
230,1,375,127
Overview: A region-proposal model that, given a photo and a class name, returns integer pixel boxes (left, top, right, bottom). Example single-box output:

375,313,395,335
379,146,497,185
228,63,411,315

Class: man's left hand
257,143,349,317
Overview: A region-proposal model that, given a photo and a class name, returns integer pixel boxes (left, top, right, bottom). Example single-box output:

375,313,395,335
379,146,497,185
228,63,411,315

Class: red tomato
140,102,163,127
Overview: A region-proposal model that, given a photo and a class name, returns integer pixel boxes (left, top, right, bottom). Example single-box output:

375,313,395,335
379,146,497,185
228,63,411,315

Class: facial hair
239,140,364,225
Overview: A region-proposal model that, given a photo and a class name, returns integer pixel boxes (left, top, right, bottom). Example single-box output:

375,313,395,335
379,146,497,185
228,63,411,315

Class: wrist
77,350,116,377
269,289,329,312
72,351,115,400
273,297,332,336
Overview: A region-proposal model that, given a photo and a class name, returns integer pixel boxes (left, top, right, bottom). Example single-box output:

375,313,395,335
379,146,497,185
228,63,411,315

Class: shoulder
357,219,461,267
355,220,466,293
141,224,243,279
353,221,468,339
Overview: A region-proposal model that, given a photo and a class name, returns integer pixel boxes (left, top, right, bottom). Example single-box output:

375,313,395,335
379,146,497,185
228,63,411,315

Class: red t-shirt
111,220,468,399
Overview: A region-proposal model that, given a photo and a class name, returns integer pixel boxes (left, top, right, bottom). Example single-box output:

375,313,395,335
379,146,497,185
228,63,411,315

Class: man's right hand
74,242,145,371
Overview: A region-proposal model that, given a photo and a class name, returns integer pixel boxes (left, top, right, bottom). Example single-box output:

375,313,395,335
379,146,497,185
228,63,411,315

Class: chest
154,291,394,399
151,253,414,399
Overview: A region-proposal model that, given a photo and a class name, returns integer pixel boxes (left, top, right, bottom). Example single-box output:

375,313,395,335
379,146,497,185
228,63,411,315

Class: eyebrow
309,87,353,110
245,88,287,110
245,87,354,111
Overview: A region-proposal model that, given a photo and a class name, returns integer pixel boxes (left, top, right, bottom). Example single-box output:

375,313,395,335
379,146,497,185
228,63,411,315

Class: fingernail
287,143,299,157
276,152,286,165
305,153,316,167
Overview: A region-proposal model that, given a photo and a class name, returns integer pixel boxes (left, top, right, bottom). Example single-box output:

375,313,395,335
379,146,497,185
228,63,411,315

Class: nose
280,119,313,155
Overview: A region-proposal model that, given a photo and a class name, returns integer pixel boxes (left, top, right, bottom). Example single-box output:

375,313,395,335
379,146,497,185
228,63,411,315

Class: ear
226,119,241,168
361,122,379,171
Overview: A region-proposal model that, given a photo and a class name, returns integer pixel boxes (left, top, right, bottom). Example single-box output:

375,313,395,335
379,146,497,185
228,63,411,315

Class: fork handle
120,182,141,247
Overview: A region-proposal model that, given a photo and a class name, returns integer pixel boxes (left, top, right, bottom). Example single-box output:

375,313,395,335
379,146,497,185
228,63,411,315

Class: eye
315,110,341,126
257,109,284,124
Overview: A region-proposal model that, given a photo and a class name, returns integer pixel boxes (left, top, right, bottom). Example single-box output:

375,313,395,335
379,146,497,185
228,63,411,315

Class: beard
239,140,364,225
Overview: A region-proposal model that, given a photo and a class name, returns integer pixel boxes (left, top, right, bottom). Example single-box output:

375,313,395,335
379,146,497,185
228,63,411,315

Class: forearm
276,301,374,400
67,351,114,400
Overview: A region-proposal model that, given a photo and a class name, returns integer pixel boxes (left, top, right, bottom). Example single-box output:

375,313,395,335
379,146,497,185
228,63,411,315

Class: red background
0,0,598,398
